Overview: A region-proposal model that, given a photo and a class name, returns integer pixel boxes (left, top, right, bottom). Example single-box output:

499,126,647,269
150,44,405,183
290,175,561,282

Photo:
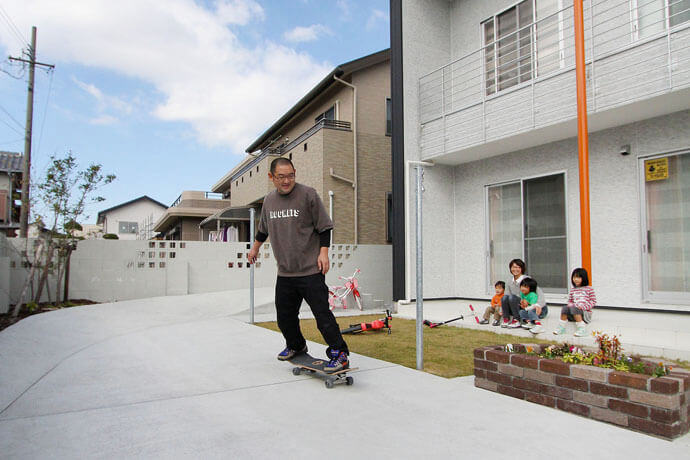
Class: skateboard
288,353,357,389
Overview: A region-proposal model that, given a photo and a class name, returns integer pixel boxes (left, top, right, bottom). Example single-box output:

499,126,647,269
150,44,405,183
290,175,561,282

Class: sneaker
530,324,544,334
574,326,587,337
479,319,489,325
508,319,521,328
522,322,534,329
501,319,510,328
324,350,349,373
553,325,566,335
276,344,308,361
492,320,500,326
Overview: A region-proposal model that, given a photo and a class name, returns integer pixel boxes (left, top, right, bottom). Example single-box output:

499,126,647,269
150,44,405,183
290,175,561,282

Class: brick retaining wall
474,344,690,440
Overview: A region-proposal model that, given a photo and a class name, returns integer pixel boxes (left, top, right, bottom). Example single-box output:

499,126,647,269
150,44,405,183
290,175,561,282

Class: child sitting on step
554,268,596,338
479,281,505,326
518,277,544,334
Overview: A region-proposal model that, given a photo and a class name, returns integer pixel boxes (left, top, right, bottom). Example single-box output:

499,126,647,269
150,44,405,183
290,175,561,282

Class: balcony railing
419,0,690,159
231,118,352,182
170,192,225,208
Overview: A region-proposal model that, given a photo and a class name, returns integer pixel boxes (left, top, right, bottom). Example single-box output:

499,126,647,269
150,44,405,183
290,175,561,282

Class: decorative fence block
474,345,690,440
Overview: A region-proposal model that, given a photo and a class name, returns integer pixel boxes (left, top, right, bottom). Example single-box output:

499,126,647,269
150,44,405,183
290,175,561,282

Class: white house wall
446,109,690,310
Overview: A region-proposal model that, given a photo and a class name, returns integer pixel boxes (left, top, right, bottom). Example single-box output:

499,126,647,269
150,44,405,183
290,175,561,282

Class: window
483,0,567,96
315,105,336,123
118,221,138,234
633,0,690,39
385,98,392,136
304,143,308,151
486,173,567,292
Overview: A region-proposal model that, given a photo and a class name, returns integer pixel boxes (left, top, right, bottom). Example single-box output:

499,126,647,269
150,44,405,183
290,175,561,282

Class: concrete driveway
1,290,688,459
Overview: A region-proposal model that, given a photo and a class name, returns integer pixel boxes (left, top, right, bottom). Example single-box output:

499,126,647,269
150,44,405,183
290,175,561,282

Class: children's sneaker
574,326,587,337
501,318,510,328
492,320,500,326
530,324,544,334
276,344,308,361
479,319,489,325
553,325,566,335
522,321,534,329
324,350,349,373
508,319,521,328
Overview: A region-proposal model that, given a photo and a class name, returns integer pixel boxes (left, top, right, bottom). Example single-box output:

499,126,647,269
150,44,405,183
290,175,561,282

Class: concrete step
397,299,690,361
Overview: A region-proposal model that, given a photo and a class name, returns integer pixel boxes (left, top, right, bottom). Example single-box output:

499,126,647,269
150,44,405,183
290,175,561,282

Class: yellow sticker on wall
645,158,669,181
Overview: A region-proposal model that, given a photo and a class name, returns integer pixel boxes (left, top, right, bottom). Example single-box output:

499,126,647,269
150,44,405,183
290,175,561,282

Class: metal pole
415,165,424,370
574,0,592,279
249,207,255,324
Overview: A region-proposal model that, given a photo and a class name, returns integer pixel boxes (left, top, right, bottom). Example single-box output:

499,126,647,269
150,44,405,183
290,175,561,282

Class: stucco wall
6,238,392,307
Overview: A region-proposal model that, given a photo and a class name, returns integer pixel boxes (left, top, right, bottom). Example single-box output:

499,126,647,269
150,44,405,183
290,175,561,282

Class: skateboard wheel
325,380,334,389
292,367,301,376
346,376,354,386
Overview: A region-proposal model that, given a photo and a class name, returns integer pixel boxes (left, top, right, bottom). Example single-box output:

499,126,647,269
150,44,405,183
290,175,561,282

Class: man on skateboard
247,157,350,373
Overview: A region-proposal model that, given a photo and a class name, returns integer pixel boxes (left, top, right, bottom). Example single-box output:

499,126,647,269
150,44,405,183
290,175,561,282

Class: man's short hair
270,157,295,174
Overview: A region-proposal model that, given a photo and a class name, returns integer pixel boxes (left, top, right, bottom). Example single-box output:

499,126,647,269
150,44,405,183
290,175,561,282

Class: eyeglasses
273,173,295,181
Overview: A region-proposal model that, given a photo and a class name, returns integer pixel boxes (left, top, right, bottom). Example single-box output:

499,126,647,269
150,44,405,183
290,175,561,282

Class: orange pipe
574,0,592,279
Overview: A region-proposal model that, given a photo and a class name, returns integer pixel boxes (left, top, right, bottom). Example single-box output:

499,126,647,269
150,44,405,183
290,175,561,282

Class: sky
0,0,390,224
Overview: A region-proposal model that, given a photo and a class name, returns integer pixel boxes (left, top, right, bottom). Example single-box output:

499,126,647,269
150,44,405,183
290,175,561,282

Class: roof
199,205,258,227
0,151,23,173
97,195,168,224
244,48,390,154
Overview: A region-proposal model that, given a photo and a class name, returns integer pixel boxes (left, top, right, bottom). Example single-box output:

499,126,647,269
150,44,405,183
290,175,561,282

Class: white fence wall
4,238,392,308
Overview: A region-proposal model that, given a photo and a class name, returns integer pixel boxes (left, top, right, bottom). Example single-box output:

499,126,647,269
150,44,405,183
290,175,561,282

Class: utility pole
9,26,54,238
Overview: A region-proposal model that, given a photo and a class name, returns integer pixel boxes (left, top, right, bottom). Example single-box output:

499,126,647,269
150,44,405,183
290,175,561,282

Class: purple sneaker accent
324,350,349,373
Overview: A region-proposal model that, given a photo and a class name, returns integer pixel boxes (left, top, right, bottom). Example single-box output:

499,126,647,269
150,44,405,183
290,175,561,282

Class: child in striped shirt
553,268,596,337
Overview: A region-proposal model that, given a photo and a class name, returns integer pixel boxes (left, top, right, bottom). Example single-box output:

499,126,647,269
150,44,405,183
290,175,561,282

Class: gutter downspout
333,75,358,244
328,190,334,219
399,160,435,305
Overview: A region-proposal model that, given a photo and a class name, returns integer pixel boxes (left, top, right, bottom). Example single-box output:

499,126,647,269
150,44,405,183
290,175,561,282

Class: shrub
103,233,119,240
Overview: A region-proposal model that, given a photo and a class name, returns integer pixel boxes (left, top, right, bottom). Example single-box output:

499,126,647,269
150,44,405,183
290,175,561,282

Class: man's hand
317,247,329,275
248,240,262,264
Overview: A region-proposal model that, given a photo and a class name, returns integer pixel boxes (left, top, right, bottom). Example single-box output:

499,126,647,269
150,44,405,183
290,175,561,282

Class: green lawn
256,314,555,378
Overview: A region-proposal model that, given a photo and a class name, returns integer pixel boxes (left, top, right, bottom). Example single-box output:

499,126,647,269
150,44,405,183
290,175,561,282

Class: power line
0,5,28,49
0,103,23,129
35,69,54,159
0,116,23,136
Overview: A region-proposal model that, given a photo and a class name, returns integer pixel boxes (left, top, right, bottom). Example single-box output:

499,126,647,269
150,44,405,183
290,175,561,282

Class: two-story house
0,151,22,237
392,0,690,311
152,191,231,241
212,49,392,245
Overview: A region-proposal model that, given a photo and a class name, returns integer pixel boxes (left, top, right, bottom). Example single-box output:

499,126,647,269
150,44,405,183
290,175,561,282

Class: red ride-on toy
341,309,392,335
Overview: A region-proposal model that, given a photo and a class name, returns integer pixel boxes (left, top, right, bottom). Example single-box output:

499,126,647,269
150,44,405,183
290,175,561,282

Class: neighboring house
71,223,104,239
152,191,231,240
0,151,22,237
212,49,392,245
392,0,690,311
97,196,168,240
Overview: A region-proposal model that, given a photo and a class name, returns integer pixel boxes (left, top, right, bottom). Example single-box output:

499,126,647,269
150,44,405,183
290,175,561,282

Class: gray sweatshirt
258,183,333,277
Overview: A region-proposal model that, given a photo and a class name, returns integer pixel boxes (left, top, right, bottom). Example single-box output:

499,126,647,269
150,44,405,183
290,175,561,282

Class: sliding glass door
487,173,568,293
641,152,690,303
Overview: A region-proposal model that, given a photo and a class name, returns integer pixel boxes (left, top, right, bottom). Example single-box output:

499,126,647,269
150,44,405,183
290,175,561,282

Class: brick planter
474,344,690,439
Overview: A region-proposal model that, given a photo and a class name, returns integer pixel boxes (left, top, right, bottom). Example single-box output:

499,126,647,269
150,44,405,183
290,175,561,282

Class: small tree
12,151,115,316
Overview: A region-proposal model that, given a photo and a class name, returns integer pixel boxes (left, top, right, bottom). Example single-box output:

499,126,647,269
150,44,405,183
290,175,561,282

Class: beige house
212,49,392,245
152,191,231,241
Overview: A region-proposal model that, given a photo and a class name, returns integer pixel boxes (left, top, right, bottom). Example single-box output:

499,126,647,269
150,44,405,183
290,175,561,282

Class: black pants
501,294,521,320
275,273,348,354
